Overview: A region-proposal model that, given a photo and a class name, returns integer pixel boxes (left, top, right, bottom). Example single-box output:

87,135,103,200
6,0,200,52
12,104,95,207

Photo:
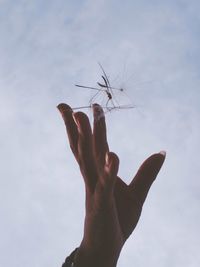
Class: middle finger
92,104,109,170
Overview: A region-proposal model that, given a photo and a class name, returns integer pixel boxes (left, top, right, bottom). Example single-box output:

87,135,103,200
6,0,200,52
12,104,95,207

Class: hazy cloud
0,1,199,266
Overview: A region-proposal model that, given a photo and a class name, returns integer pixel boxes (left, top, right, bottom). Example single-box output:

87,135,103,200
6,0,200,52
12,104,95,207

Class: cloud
0,1,199,266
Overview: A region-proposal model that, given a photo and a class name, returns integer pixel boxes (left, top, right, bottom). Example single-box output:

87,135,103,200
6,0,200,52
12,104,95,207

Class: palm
115,177,142,240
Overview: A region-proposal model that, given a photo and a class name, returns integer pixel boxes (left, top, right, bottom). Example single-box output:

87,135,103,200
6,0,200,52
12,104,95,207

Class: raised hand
58,103,166,267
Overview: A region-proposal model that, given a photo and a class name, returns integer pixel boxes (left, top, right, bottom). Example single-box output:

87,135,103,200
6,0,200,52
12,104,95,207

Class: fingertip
147,150,166,164
155,150,167,167
92,103,101,108
92,103,105,121
105,152,119,173
146,151,166,172
72,111,89,125
57,103,72,114
157,151,166,167
110,152,119,165
158,150,166,158
72,111,92,136
131,152,166,187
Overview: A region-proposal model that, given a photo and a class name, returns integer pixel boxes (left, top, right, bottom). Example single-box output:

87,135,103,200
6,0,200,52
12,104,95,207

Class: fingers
57,103,79,160
92,104,109,170
57,103,98,192
73,112,98,193
129,151,166,204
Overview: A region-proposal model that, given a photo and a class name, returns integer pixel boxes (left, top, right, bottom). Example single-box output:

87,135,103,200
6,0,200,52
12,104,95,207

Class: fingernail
57,103,72,113
92,103,100,108
159,150,166,157
93,103,104,121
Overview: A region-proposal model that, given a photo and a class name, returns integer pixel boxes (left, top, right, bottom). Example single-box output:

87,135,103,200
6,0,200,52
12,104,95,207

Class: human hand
57,103,166,267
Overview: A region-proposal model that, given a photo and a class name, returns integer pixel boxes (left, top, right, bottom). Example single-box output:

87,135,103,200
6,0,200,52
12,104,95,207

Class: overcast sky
0,0,200,266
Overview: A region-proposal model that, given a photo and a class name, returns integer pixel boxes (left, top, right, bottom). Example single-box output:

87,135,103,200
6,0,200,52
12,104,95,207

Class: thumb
129,151,166,203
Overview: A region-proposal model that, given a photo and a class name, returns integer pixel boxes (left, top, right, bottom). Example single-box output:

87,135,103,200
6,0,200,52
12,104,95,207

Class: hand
58,103,166,267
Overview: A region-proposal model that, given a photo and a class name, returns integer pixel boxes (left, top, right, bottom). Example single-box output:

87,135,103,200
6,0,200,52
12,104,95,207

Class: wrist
75,241,119,267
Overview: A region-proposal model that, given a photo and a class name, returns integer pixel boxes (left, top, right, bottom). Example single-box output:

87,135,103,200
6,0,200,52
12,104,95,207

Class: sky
0,0,200,266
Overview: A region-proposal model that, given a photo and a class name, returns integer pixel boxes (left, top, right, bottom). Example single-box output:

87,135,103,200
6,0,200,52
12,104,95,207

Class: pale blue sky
0,1,199,266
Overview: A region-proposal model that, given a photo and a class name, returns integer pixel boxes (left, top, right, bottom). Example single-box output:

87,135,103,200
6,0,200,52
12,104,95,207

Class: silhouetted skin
57,103,166,267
